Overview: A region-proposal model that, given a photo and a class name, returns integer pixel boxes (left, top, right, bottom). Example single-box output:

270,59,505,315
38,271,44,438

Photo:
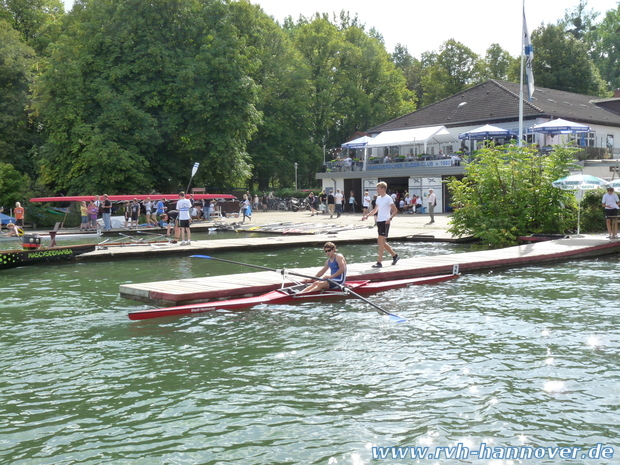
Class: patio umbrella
0,212,16,225
341,136,373,149
532,118,591,135
606,179,620,191
458,124,518,140
552,174,606,235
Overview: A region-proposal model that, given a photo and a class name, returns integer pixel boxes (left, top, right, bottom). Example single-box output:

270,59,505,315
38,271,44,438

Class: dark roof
367,80,620,133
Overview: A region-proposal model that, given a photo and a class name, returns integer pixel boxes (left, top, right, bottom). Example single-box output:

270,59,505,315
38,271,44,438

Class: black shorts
131,212,138,221
605,208,618,218
179,219,190,228
328,278,345,289
377,221,390,237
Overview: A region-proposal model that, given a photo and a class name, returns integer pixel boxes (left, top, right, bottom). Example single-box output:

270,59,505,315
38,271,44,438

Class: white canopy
341,135,373,148
367,126,452,147
458,124,517,140
532,118,591,135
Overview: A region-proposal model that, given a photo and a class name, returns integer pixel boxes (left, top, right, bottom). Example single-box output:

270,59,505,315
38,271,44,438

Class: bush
447,144,579,247
579,188,608,233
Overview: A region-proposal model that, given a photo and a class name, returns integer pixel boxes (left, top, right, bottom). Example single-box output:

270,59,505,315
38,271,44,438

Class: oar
190,255,406,323
136,230,165,237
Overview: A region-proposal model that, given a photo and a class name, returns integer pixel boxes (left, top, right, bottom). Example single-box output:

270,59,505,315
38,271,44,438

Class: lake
1,240,618,464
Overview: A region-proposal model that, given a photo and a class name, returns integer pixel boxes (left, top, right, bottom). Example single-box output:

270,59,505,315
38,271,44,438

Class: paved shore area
212,208,455,238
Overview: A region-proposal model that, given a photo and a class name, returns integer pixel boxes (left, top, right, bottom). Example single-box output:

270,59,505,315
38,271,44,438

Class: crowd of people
302,188,433,218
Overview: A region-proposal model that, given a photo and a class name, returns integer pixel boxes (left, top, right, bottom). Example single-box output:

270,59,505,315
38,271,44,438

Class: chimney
614,89,620,98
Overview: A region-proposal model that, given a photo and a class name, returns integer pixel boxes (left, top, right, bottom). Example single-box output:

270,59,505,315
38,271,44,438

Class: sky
61,0,620,58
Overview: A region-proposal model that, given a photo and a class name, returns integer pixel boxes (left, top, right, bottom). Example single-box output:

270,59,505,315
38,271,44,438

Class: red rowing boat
128,273,459,320
29,194,235,203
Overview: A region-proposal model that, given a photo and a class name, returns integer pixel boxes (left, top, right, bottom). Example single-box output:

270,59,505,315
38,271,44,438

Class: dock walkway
120,235,620,306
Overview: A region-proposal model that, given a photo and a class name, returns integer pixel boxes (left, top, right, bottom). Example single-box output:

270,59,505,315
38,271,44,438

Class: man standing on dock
427,189,437,224
176,192,192,245
603,186,620,239
362,181,400,268
102,194,112,231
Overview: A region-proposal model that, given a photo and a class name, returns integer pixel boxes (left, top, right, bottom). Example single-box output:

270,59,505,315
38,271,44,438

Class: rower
299,242,347,294
6,222,23,237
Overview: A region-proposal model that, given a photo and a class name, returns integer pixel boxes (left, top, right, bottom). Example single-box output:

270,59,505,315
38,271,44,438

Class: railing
325,161,364,172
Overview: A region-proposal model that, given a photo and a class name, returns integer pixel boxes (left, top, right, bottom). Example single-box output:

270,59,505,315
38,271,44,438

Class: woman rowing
300,242,347,293
5,222,23,237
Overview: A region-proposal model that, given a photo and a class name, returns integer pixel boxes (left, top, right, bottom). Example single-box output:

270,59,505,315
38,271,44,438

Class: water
1,242,619,465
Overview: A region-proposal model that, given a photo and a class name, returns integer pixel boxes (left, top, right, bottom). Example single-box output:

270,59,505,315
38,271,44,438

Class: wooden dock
81,223,457,261
120,235,620,306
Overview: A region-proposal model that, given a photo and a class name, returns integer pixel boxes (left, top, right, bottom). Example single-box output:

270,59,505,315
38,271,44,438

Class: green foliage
579,188,608,233
0,162,30,207
229,1,316,192
532,23,608,96
34,0,260,195
0,0,65,54
276,188,322,198
588,5,620,90
447,145,579,247
286,13,415,151
0,20,39,177
420,39,484,106
482,43,517,81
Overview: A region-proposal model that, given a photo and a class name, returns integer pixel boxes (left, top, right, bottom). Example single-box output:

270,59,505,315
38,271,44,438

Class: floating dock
120,236,620,307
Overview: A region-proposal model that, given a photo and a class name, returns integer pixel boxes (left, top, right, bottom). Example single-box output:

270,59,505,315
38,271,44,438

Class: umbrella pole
577,197,581,235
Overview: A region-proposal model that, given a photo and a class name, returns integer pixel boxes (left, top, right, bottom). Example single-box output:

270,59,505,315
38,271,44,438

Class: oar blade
388,313,407,323
191,254,213,259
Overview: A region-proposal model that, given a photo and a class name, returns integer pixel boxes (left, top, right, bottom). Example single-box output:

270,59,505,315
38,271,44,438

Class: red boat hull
30,194,235,203
128,274,459,320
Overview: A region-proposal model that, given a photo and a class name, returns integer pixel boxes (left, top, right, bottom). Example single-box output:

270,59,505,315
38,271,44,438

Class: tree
0,20,38,177
588,5,620,90
562,0,599,41
287,14,415,155
0,0,65,54
532,23,608,96
0,161,30,207
482,43,516,81
447,144,578,247
392,43,425,105
33,0,260,194
420,39,484,106
228,1,316,191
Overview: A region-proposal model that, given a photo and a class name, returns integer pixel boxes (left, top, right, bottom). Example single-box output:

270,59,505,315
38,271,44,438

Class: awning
532,118,592,135
367,126,453,147
341,136,373,149
458,124,517,140
0,212,16,224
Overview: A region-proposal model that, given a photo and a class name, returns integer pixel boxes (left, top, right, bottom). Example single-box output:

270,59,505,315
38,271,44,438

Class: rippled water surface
1,241,619,465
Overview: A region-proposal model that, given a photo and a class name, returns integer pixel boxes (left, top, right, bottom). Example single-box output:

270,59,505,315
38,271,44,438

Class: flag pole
520,1,535,148
518,0,525,148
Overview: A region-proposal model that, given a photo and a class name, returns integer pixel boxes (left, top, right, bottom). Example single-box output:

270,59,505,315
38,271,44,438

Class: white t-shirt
363,195,371,207
375,194,394,222
427,192,437,206
176,198,192,220
603,192,619,209
334,192,343,205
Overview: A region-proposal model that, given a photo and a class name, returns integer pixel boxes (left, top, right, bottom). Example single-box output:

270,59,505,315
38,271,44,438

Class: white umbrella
532,118,591,135
552,174,606,235
606,179,620,191
458,124,517,140
341,136,373,149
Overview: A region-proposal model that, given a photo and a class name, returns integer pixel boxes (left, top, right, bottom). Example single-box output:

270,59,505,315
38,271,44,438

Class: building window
569,132,594,147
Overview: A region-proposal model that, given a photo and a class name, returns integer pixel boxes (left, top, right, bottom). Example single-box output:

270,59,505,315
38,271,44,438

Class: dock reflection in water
1,243,618,464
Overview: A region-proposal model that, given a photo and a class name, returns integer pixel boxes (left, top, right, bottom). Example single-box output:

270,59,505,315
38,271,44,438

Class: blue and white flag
523,8,535,101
